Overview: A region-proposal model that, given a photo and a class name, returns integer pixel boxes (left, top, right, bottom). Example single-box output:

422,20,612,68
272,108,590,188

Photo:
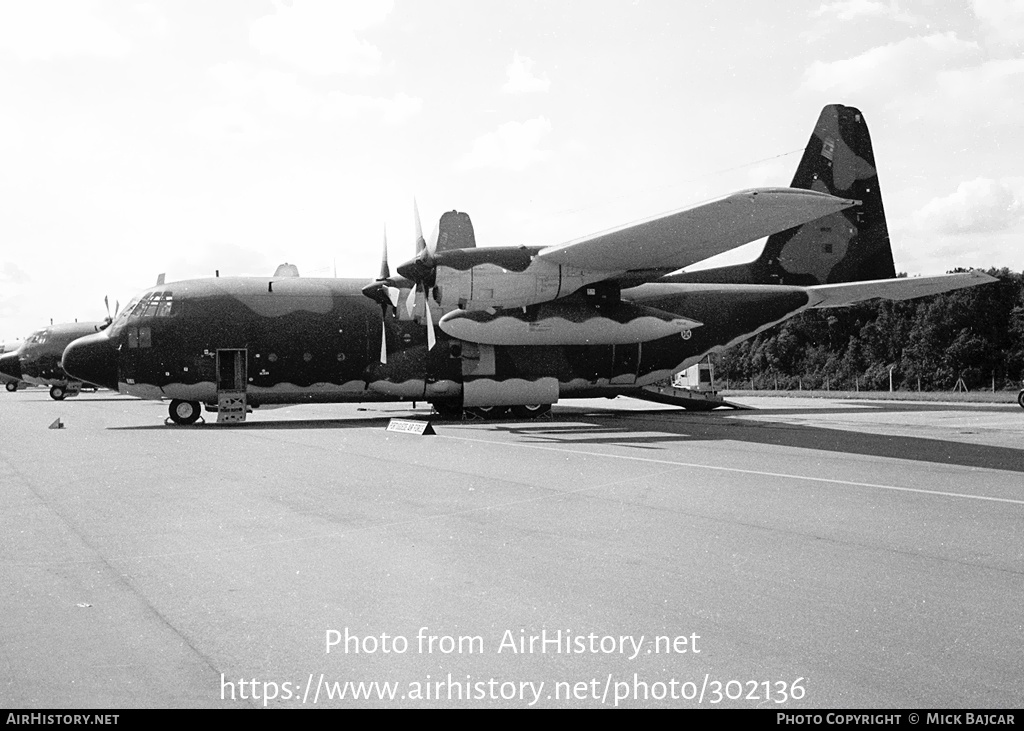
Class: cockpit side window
126,294,151,318
114,297,139,323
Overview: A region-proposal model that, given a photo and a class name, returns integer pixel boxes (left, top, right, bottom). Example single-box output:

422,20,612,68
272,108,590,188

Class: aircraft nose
0,352,22,381
63,333,118,391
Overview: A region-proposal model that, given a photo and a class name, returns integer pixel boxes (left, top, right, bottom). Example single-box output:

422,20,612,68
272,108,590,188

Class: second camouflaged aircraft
0,321,109,399
62,105,995,424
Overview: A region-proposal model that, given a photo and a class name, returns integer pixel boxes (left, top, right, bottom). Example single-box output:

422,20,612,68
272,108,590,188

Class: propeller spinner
362,203,440,363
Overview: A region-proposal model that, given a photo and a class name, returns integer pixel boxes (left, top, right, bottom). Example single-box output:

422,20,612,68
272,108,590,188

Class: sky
1,0,1022,341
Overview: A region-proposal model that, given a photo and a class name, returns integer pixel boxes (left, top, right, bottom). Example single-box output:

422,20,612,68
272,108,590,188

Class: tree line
712,268,1024,392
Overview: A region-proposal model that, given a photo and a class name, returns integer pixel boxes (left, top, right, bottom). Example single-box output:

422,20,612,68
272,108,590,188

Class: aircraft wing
806,270,998,308
537,187,857,272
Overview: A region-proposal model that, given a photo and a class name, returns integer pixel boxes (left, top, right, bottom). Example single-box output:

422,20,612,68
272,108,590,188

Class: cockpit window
128,291,176,319
156,293,174,317
26,330,48,345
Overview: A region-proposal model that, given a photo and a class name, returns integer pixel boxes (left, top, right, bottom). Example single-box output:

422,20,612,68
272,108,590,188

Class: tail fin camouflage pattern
434,210,477,252
668,104,895,286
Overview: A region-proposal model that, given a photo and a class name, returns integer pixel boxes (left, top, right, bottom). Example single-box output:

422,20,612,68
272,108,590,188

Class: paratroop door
216,349,247,423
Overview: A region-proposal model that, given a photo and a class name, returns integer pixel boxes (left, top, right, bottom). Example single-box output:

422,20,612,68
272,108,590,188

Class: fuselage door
216,348,248,423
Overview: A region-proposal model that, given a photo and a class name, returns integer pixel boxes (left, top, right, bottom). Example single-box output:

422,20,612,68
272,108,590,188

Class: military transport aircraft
0,299,119,398
1,340,25,391
62,105,996,424
0,320,110,399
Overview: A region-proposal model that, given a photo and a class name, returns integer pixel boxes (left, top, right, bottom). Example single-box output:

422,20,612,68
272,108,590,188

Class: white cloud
502,51,551,94
128,3,169,37
0,0,131,60
927,58,1024,124
209,61,421,126
187,105,267,147
321,90,422,126
249,0,394,76
973,0,1024,54
814,0,919,23
800,33,980,96
456,117,554,172
210,62,320,119
1,262,31,285
912,177,1024,234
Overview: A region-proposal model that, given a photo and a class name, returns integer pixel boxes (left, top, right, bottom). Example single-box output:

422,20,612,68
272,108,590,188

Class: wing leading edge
537,187,858,273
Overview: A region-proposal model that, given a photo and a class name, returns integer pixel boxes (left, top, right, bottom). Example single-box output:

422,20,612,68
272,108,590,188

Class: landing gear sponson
164,399,551,425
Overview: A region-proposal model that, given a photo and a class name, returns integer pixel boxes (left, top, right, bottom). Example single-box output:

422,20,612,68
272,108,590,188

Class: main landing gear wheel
510,404,551,419
168,399,202,426
49,385,66,401
1018,390,1024,409
431,402,464,421
467,405,509,419
5,381,17,392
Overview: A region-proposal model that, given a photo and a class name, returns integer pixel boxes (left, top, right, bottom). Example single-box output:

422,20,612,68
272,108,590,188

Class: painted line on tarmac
442,435,1024,506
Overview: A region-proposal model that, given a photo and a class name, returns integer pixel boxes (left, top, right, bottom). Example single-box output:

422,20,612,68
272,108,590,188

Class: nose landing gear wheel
168,399,202,425
49,385,66,401
5,381,17,392
1018,390,1024,409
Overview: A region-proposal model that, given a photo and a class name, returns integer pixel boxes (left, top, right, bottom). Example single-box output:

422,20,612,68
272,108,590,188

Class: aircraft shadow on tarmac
492,403,1024,474
104,401,1023,473
109,415,400,431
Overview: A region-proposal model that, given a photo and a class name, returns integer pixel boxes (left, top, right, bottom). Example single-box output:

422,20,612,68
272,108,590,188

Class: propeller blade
104,295,111,320
425,289,436,351
378,227,391,281
386,286,400,309
379,323,388,364
114,300,119,317
413,199,426,255
405,285,417,318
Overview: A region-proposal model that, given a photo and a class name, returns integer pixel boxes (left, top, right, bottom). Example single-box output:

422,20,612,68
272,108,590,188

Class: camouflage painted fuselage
0,322,106,388
63,275,810,408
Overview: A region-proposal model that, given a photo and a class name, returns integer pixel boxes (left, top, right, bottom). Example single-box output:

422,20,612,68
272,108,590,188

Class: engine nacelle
435,257,597,310
408,247,613,311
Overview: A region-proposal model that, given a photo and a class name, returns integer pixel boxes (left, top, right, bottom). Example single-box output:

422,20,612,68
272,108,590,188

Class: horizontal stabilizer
632,383,752,410
538,187,857,272
807,270,997,308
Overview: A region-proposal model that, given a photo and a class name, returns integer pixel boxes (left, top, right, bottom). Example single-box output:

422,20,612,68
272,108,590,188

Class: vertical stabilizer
669,104,895,285
434,210,477,252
